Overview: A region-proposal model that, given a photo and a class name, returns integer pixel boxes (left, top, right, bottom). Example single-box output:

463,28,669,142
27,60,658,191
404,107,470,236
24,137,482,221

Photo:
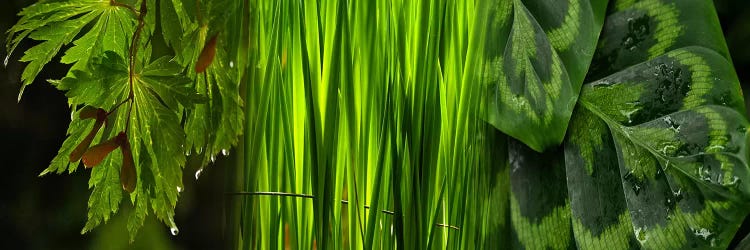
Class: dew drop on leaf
693,227,713,240
635,227,648,243
210,155,216,163
221,149,229,156
229,61,234,68
177,186,183,193
3,55,9,67
724,176,741,188
170,227,179,236
623,171,644,195
195,168,203,180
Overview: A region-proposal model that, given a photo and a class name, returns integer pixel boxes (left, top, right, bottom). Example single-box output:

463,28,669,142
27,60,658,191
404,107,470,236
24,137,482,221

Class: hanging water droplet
170,226,179,236
195,168,204,180
210,155,216,163
177,186,183,193
229,61,234,68
4,55,9,67
221,149,229,156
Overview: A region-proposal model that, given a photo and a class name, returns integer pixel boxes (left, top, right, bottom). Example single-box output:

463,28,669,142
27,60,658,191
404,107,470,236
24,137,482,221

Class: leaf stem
122,0,148,134
110,0,138,15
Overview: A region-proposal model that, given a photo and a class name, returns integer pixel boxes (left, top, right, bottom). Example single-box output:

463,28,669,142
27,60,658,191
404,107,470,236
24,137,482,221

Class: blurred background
0,0,748,249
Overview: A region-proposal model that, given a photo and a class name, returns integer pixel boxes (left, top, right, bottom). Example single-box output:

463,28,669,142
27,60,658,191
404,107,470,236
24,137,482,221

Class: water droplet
660,144,677,155
195,168,204,180
623,172,643,195
663,116,680,133
177,186,183,193
170,227,179,236
707,145,725,152
210,156,216,163
4,55,9,67
620,108,639,125
635,227,648,243
229,61,234,68
693,228,712,240
673,188,683,201
590,79,611,87
697,166,713,182
221,149,229,156
724,176,741,188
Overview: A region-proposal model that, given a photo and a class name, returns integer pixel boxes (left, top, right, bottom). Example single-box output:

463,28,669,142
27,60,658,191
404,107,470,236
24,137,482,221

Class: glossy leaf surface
485,0,608,152
564,1,750,249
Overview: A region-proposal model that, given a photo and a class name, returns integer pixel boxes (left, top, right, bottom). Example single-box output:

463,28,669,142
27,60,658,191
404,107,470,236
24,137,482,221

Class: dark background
0,1,749,249
0,1,229,249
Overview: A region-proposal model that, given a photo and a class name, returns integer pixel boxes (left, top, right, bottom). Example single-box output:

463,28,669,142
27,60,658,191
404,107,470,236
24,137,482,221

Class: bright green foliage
8,0,750,248
6,0,137,101
161,0,244,166
486,0,608,152
8,0,243,240
240,0,501,249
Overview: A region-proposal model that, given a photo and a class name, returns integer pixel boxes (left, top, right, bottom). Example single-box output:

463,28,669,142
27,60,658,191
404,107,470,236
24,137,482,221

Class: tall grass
233,0,506,248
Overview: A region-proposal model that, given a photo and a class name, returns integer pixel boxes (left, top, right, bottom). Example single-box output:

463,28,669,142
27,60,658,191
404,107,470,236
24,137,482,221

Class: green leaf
485,0,608,152
47,51,199,239
176,11,243,167
563,0,750,247
508,139,575,249
568,46,750,249
7,0,137,101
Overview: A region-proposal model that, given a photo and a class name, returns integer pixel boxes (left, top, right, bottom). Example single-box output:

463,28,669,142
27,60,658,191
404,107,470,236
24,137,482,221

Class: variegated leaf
565,1,750,248
486,0,608,152
509,139,575,249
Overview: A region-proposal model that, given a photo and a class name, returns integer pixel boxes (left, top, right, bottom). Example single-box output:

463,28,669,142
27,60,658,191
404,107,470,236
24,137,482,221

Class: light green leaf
180,24,244,167
485,0,608,152
6,0,137,100
47,51,199,239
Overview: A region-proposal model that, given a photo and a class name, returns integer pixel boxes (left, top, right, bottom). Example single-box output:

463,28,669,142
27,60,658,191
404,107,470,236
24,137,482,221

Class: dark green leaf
508,139,575,249
564,1,750,246
485,0,608,152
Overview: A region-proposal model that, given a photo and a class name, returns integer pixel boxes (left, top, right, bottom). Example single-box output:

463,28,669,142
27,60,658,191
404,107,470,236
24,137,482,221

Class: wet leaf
564,1,750,249
485,0,608,152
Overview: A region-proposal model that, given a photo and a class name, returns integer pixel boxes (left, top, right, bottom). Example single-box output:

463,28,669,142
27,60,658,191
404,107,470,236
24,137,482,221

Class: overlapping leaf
6,0,137,100
161,0,243,166
485,0,608,152
494,0,750,249
46,51,201,239
563,1,750,249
